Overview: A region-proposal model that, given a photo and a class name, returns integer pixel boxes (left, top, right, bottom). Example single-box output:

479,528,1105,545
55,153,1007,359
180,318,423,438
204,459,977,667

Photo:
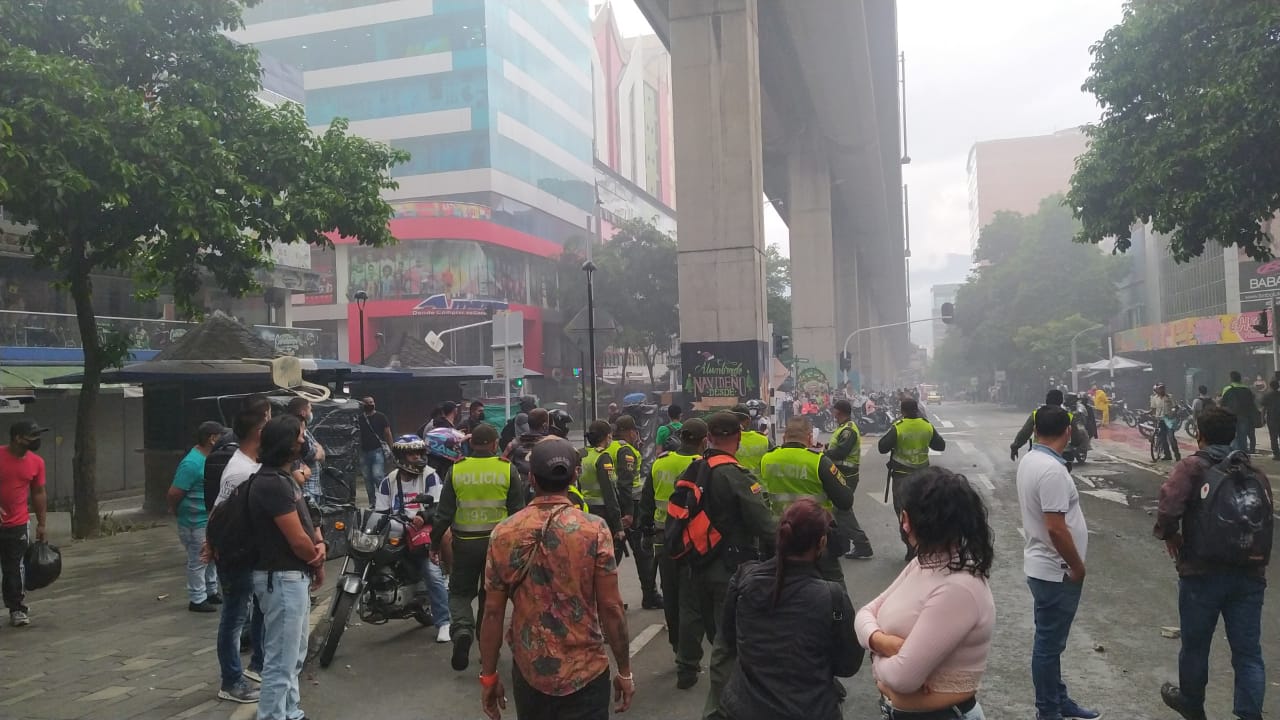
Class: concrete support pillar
671,0,770,405
789,140,837,387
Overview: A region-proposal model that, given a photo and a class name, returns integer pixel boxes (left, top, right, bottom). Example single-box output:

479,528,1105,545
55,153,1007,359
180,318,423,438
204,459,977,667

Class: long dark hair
902,467,994,578
771,498,831,608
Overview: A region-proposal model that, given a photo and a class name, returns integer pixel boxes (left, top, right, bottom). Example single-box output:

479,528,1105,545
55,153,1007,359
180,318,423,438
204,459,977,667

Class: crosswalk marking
938,419,955,429
970,473,994,491
956,440,978,455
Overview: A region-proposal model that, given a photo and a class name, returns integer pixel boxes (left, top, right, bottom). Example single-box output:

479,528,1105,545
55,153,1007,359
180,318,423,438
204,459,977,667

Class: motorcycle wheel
1123,412,1138,428
413,606,434,627
319,590,357,669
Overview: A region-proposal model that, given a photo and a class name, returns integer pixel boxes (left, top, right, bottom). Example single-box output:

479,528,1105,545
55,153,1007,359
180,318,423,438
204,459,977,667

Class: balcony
0,311,336,360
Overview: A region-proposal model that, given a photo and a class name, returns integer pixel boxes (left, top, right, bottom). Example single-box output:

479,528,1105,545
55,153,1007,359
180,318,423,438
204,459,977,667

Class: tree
1067,0,1280,261
594,219,679,387
0,1,407,537
765,243,791,354
933,196,1123,401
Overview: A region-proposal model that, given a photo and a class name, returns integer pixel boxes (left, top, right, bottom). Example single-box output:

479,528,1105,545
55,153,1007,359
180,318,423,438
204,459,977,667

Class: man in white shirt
1016,405,1099,720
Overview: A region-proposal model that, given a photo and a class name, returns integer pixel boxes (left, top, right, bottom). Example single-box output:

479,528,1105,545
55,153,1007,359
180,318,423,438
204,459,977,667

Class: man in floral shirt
478,437,634,720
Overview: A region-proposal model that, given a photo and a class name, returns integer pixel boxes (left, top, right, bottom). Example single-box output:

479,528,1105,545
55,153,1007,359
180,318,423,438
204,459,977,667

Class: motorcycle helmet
745,399,766,418
548,409,573,438
391,434,427,475
424,427,466,464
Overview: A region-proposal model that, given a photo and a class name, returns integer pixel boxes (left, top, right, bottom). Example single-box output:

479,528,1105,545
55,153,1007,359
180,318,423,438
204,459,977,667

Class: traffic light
940,302,955,325
512,377,524,389
572,367,582,378
773,334,791,355
1254,309,1270,336
839,351,852,371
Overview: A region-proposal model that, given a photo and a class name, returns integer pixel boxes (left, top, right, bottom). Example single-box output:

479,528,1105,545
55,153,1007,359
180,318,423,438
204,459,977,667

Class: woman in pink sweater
855,467,996,719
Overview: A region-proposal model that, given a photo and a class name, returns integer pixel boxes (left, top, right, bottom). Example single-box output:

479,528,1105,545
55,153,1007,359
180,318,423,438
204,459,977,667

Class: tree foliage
934,196,1123,396
1067,0,1280,261
765,243,791,353
0,1,407,536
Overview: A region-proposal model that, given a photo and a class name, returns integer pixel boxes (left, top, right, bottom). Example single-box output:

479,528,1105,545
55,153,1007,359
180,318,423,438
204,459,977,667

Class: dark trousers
1268,422,1280,458
662,551,706,678
1178,574,1266,720
835,470,870,549
511,664,610,720
889,467,919,549
626,527,656,595
0,524,29,612
1027,577,1084,720
695,572,732,720
1233,418,1252,454
448,536,490,640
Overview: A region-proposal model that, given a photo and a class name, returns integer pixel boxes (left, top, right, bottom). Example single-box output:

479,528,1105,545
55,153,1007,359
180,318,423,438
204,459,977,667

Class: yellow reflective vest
451,456,512,536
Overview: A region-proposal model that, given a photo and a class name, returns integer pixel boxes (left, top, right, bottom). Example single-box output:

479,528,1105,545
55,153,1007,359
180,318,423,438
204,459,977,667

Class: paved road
2,403,1273,719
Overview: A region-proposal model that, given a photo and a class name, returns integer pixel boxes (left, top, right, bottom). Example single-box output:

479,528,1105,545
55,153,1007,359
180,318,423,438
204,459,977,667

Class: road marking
938,419,955,429
956,440,978,455
867,491,892,507
1082,488,1129,505
1017,527,1026,541
970,473,994,491
629,623,664,658
1073,474,1097,488
1093,449,1157,475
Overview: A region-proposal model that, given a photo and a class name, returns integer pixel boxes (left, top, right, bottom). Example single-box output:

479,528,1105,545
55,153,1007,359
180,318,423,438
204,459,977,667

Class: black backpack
203,439,239,514
206,472,261,571
1186,451,1273,568
665,454,738,567
659,423,680,453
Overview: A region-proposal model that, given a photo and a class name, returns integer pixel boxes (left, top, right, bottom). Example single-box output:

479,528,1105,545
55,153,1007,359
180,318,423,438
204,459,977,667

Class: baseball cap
530,437,581,483
679,418,709,442
730,404,752,420
705,411,743,437
9,420,49,439
614,414,637,432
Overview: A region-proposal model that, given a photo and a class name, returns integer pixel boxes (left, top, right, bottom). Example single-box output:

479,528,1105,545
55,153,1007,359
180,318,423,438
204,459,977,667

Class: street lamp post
353,290,369,363
582,261,598,422
1070,324,1104,393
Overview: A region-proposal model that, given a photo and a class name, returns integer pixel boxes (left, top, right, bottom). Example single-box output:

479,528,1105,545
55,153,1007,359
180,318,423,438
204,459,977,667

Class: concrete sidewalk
1093,422,1280,479
2,519,335,720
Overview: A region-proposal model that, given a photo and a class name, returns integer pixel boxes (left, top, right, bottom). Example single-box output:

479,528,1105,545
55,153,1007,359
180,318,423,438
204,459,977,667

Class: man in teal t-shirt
168,421,225,612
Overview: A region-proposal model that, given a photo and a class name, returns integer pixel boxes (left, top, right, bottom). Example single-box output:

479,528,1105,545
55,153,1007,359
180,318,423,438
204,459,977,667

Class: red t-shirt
0,446,45,528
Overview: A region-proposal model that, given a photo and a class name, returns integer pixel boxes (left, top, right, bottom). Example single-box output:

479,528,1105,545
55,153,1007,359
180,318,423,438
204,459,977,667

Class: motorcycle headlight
348,531,382,554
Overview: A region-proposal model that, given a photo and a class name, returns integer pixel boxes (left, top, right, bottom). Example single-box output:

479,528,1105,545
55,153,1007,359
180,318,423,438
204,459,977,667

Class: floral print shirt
484,495,616,696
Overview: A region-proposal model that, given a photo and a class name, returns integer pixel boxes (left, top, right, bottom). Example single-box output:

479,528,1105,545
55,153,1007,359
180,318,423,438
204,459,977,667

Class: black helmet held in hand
548,409,573,438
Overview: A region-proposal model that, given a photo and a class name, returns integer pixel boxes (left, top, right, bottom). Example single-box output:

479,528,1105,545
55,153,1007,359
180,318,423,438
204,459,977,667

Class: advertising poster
680,340,767,404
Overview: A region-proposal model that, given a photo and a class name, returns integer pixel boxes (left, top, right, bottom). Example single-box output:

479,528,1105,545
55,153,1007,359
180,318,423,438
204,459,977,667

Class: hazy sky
600,0,1126,283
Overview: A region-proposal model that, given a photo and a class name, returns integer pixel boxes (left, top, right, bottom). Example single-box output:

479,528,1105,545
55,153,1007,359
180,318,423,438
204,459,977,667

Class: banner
680,340,767,403
1113,310,1268,353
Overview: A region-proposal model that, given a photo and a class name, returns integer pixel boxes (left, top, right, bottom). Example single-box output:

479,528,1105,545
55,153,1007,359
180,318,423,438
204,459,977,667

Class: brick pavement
0,520,333,720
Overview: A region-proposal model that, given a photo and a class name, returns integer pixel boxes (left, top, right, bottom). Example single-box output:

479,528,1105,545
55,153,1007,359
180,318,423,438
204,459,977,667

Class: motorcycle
854,405,892,434
804,408,839,433
318,497,436,668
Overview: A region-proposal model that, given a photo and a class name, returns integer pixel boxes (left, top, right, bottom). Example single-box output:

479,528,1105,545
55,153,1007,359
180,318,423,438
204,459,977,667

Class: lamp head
581,260,597,273
353,290,369,308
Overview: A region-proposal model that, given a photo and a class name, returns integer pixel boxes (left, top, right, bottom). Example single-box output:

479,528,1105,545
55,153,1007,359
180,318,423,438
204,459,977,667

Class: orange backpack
664,454,737,566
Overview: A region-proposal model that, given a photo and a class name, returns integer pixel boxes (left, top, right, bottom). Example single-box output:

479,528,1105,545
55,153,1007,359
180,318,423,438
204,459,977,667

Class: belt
883,696,977,719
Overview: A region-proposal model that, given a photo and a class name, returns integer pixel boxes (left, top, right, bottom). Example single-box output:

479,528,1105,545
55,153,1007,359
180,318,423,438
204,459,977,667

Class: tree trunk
68,270,101,538
642,345,658,386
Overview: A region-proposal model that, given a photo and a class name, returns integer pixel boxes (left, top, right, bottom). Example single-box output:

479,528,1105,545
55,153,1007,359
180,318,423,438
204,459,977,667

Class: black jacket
719,558,863,720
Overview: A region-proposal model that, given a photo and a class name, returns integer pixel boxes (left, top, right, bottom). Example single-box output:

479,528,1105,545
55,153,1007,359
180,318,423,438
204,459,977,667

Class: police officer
431,423,524,672
640,418,709,689
1009,388,1085,460
757,416,853,582
694,412,776,720
731,403,771,476
877,397,945,561
826,399,874,560
581,419,627,547
609,414,661,609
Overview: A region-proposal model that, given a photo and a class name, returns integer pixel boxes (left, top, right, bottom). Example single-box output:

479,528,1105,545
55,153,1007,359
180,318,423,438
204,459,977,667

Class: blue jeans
360,449,386,506
1178,574,1266,719
217,566,264,689
1233,417,1252,453
254,570,312,720
1027,577,1084,719
418,556,450,624
177,525,218,604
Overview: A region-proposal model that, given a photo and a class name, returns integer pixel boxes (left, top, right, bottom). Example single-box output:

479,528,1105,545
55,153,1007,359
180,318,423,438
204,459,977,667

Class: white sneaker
436,622,451,644
10,610,29,627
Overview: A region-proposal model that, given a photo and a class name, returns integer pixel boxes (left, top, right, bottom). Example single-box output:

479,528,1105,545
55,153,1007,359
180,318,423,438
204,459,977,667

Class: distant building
967,128,1088,250
931,283,962,352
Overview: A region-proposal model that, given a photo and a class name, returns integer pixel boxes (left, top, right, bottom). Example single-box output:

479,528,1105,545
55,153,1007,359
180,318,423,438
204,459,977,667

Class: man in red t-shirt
0,419,48,627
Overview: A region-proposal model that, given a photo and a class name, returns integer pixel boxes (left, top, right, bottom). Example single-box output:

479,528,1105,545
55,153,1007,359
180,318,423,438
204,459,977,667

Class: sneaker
189,601,218,613
436,622,451,644
1061,698,1102,720
9,610,29,627
451,631,472,671
205,593,223,605
844,545,874,560
242,668,262,684
1160,683,1206,720
641,592,664,610
676,673,698,690
217,680,260,704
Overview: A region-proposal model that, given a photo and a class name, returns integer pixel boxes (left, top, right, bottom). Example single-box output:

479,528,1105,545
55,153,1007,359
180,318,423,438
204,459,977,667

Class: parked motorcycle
804,408,839,434
318,497,435,668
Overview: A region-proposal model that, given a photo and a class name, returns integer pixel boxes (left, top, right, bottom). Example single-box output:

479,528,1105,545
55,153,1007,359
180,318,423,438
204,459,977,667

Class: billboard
1238,257,1280,310
1113,310,1269,353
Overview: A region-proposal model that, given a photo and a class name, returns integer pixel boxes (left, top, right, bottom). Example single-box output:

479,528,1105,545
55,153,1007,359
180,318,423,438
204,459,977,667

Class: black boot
1160,682,1207,720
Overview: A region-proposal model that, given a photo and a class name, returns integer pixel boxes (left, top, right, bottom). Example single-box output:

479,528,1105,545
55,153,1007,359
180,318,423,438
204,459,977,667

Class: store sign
795,367,831,395
411,293,509,317
680,340,766,402
1239,258,1280,309
1114,310,1269,353
391,201,492,221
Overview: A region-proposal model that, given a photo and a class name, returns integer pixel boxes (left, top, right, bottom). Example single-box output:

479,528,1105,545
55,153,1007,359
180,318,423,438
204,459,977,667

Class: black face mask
27,438,42,452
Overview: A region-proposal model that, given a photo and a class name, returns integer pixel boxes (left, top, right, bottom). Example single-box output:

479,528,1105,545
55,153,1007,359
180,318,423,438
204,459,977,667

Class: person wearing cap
168,420,227,613
731,404,771,476
433,400,460,430
693,411,776,720
0,420,48,628
432,422,525,672
826,399,873,560
609,415,661,610
580,419,626,543
878,398,946,561
757,417,853,583
479,437,635,720
641,418,710,689
500,396,539,451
